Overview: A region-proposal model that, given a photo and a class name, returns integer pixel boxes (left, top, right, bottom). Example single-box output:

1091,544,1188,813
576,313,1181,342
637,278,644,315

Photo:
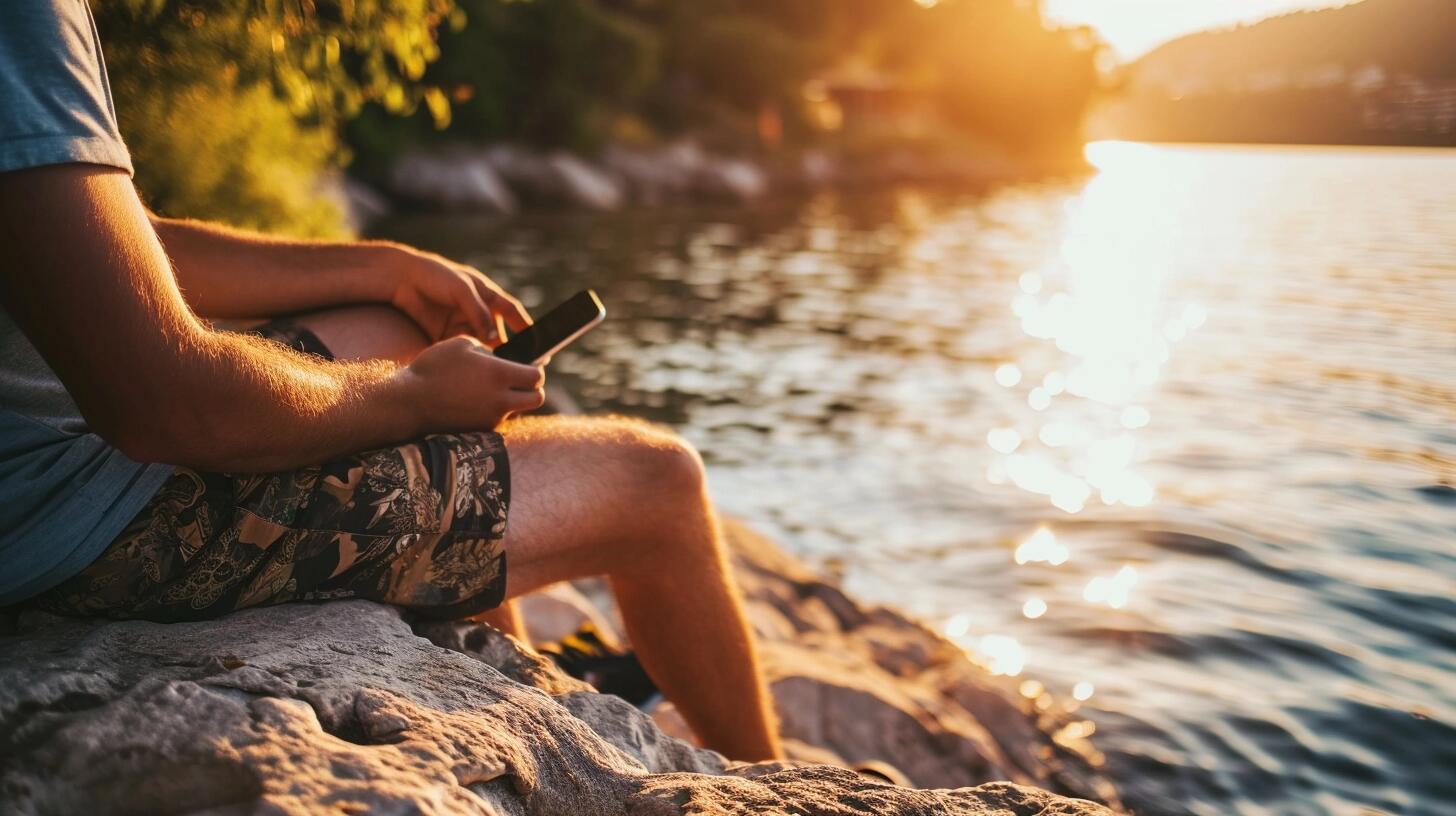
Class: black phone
493,289,606,366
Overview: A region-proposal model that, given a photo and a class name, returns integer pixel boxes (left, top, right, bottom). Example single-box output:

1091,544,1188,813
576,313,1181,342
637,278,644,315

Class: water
375,143,1456,816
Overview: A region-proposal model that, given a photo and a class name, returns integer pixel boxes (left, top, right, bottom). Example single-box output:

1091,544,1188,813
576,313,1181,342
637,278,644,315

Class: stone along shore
0,519,1122,814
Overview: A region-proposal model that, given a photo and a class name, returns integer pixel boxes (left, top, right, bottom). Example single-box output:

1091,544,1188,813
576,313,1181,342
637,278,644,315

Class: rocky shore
339,140,1041,229
0,519,1121,814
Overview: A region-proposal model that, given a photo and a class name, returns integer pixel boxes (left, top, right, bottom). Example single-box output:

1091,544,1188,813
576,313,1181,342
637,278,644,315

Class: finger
443,320,474,340
452,334,489,351
507,385,546,414
513,365,546,390
490,356,544,387
394,292,451,342
467,276,532,332
454,282,497,345
495,291,532,333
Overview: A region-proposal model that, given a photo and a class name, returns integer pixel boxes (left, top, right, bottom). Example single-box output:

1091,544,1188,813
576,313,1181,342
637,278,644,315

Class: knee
618,422,707,504
301,304,429,364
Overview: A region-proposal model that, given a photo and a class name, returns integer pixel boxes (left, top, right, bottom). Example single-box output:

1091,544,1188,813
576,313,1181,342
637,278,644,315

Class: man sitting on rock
0,0,781,762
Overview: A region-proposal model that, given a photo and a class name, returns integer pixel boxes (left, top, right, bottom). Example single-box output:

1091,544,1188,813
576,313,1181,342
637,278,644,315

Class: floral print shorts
31,321,510,623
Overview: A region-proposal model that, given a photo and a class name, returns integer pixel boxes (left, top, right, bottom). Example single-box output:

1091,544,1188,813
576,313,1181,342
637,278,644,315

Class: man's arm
0,165,543,472
151,214,531,344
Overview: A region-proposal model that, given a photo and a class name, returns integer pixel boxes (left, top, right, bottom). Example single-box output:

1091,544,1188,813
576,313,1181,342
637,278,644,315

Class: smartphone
494,289,606,366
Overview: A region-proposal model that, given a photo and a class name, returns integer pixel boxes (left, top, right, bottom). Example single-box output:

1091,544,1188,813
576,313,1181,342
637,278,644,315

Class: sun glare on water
987,141,1210,517
960,141,1204,702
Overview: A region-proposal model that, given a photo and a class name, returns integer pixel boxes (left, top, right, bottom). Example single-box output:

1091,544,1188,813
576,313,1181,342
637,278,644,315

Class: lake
375,143,1456,816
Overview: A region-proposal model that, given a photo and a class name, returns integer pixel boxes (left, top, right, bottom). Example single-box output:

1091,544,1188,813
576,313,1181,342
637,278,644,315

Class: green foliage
347,0,656,176
95,0,460,235
607,0,1100,160
589,0,906,148
93,0,1102,233
99,0,457,125
346,0,1098,167
426,0,656,149
117,73,346,238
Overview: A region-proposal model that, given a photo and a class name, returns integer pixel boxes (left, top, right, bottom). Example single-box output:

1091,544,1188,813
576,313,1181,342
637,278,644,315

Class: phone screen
494,289,605,365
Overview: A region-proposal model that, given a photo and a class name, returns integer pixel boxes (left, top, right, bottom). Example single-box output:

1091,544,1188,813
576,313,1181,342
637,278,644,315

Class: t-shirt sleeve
0,0,132,175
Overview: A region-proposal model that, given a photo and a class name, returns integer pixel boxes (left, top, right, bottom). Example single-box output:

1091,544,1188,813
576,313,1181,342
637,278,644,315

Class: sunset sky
1042,0,1363,59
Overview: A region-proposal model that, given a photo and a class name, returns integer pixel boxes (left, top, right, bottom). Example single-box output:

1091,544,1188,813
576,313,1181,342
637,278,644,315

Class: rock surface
358,138,1052,225
701,521,1118,805
387,147,518,214
0,520,1120,815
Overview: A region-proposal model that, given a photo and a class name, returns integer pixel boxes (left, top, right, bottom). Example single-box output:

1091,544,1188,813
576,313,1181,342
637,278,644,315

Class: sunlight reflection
987,427,1023,454
977,634,1027,676
1043,371,1067,395
987,141,1211,514
1022,597,1048,619
1039,420,1091,448
943,612,971,639
1057,720,1096,740
1014,526,1070,565
1083,565,1139,609
1006,454,1090,513
1072,681,1095,701
1120,405,1151,429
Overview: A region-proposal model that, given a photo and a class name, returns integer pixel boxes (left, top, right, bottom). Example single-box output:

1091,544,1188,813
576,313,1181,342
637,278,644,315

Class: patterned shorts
31,321,511,623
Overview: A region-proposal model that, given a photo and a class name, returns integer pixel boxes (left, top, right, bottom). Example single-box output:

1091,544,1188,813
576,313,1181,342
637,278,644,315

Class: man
0,0,781,762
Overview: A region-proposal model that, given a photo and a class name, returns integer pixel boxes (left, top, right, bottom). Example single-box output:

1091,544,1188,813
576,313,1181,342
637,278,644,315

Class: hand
374,244,531,346
405,335,545,431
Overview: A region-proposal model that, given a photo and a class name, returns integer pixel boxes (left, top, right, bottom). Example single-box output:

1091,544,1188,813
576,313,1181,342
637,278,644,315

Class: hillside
1092,0,1456,146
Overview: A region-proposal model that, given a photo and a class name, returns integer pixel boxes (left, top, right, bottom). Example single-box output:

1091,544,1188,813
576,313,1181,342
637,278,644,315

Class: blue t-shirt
0,1,172,604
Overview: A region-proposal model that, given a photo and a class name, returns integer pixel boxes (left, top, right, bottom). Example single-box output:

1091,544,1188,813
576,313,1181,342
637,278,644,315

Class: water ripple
377,144,1456,816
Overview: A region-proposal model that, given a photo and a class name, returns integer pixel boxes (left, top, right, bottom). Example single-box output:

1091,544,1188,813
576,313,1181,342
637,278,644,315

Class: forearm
135,327,426,472
1,166,506,476
151,215,399,319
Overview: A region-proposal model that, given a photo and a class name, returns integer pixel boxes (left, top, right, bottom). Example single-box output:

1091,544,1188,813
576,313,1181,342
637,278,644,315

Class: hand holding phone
494,289,606,366
408,335,547,429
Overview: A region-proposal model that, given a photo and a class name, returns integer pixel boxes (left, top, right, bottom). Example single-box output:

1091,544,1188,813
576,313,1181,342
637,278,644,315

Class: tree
96,0,459,235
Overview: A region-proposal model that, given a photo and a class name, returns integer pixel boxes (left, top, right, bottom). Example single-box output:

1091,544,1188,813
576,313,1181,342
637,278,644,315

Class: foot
540,623,660,709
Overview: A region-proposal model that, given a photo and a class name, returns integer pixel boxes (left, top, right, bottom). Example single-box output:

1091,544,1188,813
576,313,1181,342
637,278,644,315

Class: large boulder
386,147,518,214
713,520,1120,804
484,146,623,211
0,520,1121,815
603,143,767,204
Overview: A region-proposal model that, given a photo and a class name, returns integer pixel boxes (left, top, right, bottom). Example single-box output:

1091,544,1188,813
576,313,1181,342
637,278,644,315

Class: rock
711,520,1122,807
0,520,1121,814
517,581,622,646
603,142,768,204
696,157,768,201
317,172,392,232
339,177,393,230
387,147,518,214
799,150,839,187
602,144,691,204
545,153,624,211
485,145,623,211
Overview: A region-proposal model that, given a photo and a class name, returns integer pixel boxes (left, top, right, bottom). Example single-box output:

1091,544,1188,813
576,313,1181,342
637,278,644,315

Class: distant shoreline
1088,139,1456,152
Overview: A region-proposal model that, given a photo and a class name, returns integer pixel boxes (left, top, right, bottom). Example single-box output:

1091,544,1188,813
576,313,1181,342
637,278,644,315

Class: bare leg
290,304,430,364
280,306,782,760
296,306,529,646
496,416,782,761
